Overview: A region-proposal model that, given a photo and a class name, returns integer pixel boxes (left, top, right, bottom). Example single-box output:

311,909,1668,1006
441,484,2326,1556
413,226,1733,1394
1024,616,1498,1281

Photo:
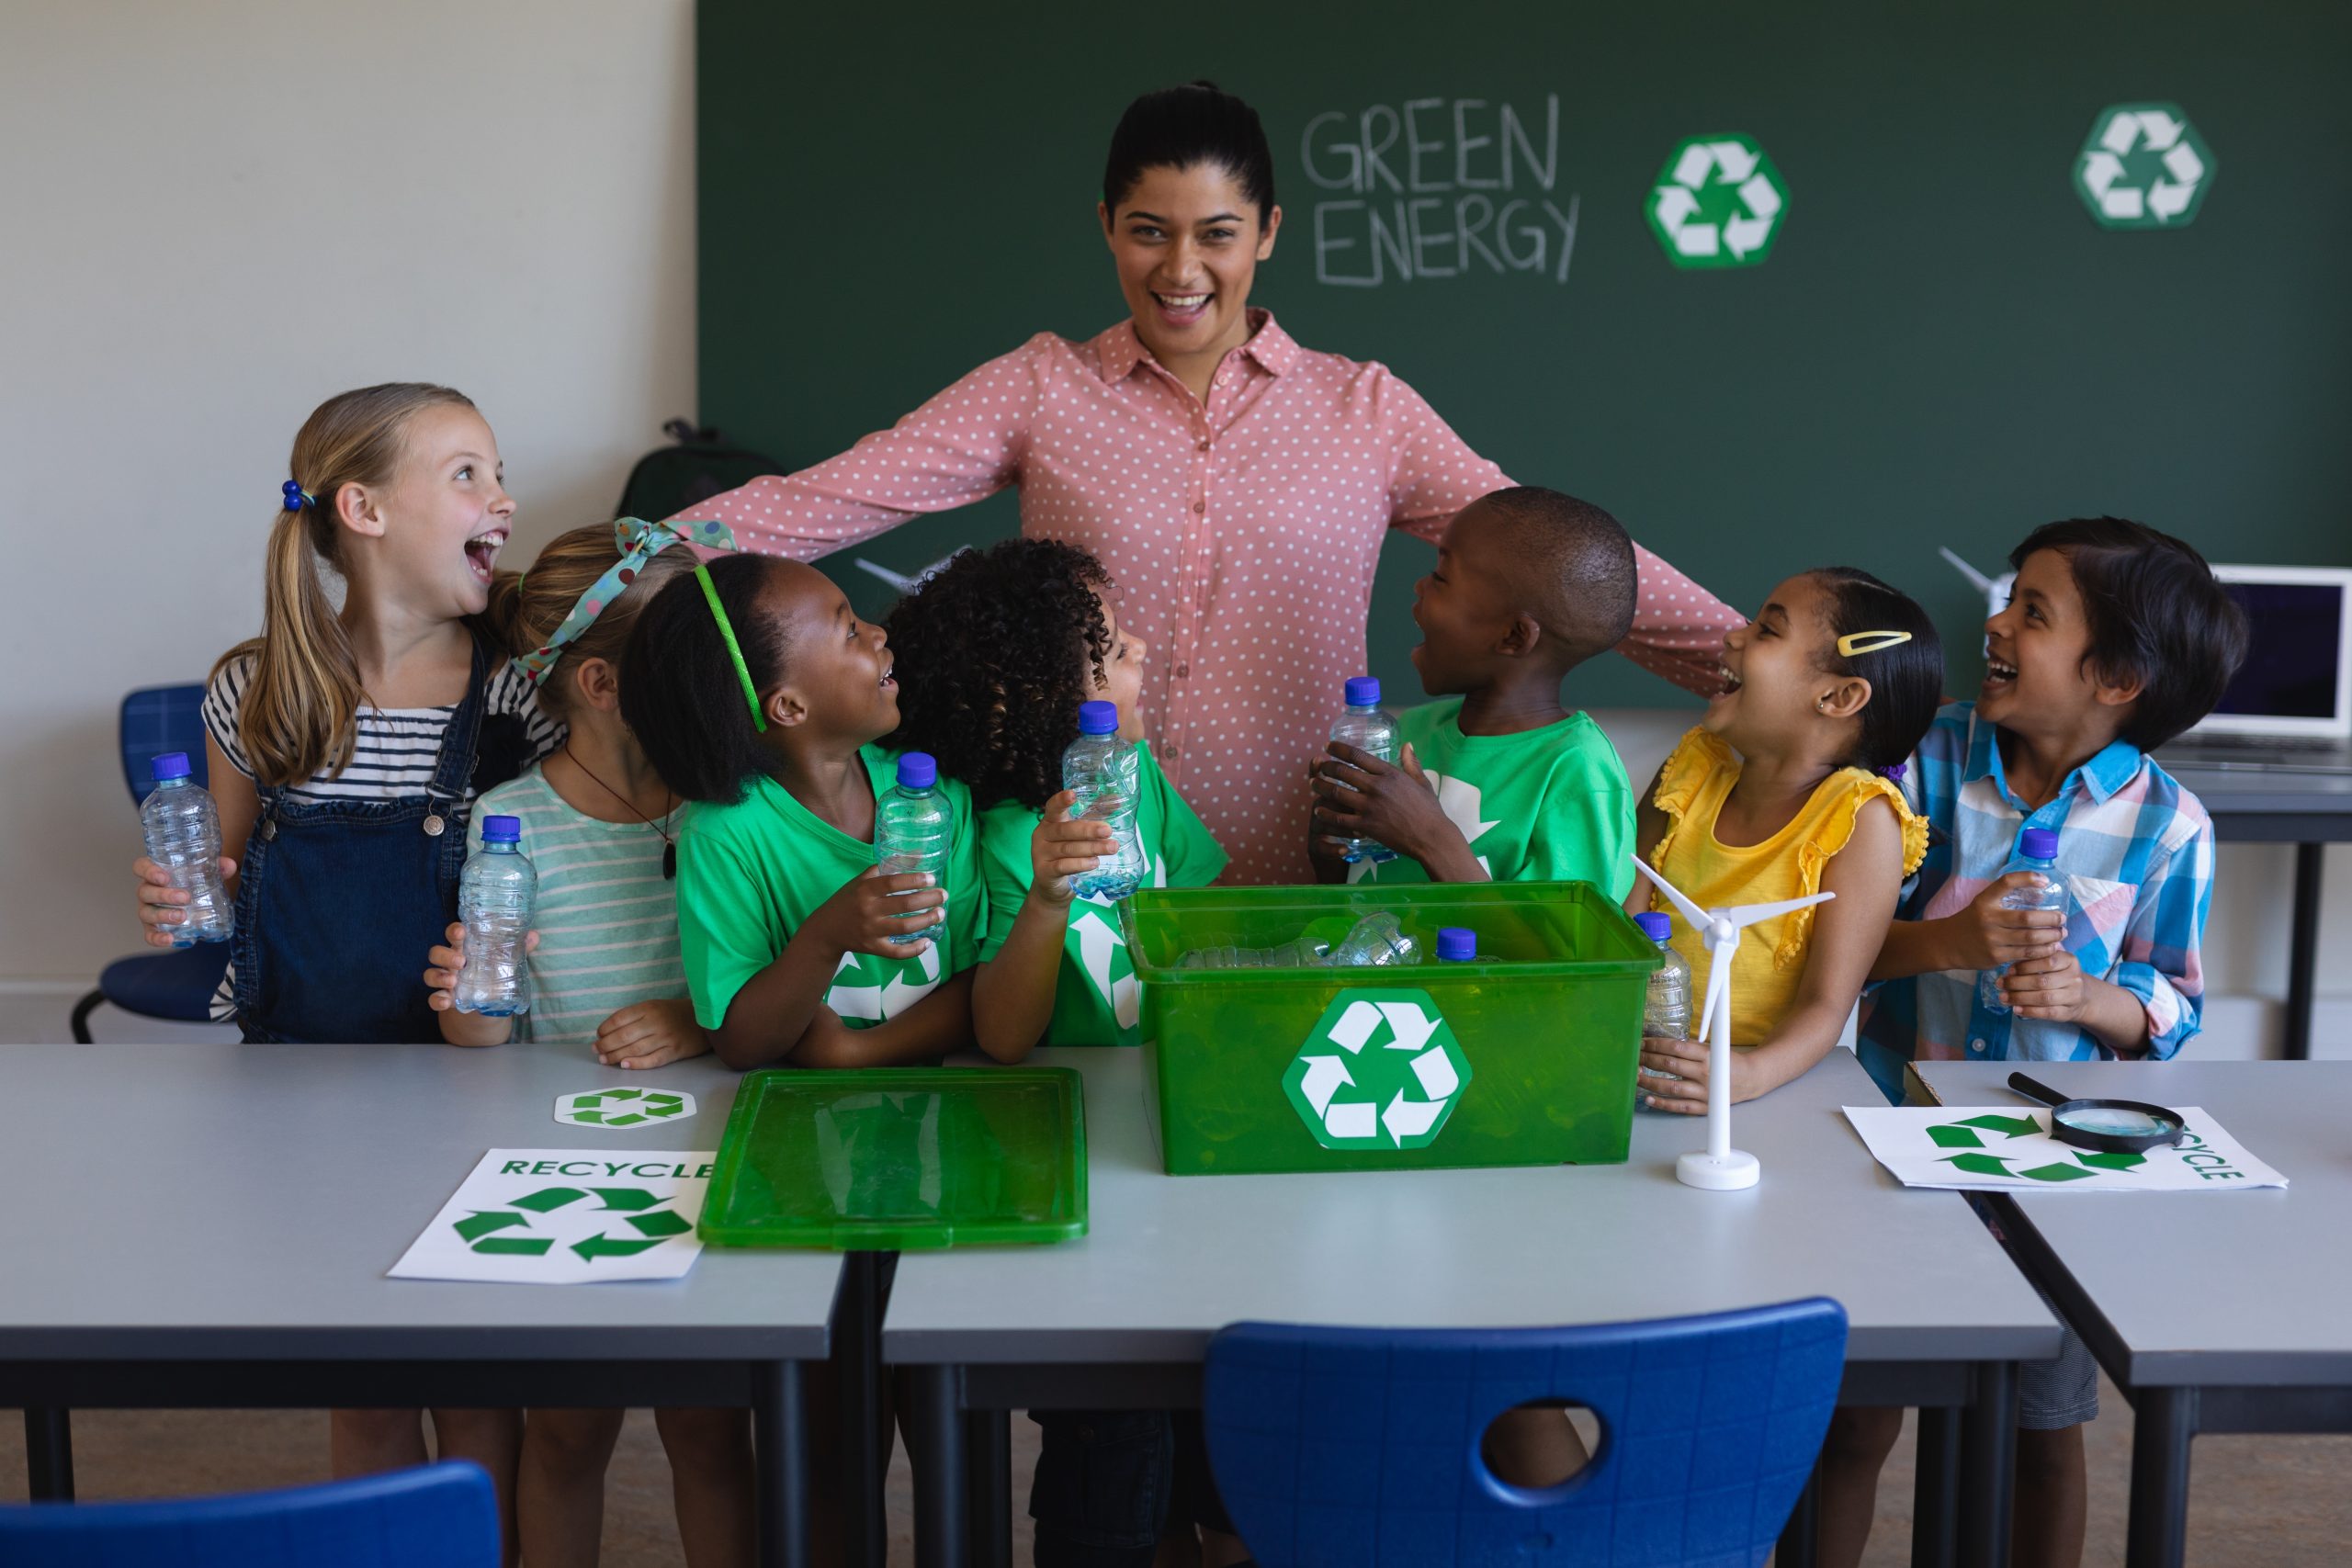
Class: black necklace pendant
662,841,678,880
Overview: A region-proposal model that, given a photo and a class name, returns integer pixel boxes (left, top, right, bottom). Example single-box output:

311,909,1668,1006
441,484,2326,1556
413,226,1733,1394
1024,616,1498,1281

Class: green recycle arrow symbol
564,1088,688,1127
451,1187,689,1259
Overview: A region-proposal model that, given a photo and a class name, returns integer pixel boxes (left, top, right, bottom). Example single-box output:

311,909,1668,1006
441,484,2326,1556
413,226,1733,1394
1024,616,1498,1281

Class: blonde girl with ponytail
127,383,557,1552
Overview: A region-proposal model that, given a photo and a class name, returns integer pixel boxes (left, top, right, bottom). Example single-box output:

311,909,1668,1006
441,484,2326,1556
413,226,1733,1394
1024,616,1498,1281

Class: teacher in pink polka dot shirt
673,81,1741,885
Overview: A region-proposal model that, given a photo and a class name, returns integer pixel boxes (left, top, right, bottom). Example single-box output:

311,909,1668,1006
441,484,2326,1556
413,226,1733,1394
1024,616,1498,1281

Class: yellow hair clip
1836,630,1912,657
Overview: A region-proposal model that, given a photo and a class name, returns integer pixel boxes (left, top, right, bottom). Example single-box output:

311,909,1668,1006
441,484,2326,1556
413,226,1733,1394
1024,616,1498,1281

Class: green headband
696,563,768,733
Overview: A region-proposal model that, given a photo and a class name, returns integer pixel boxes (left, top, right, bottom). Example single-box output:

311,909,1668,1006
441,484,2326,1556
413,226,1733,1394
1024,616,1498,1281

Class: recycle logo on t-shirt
1928,1113,2147,1181
1283,988,1473,1151
826,942,943,1025
1066,837,1163,1032
2074,103,2212,230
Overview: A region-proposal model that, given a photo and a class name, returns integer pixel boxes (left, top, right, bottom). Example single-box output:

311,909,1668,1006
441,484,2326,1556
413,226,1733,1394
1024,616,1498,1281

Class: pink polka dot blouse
673,310,1741,885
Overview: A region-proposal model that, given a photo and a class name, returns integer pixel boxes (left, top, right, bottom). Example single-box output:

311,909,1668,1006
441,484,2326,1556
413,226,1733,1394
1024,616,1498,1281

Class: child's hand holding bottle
422,921,540,1045
815,865,946,955
1027,789,1116,908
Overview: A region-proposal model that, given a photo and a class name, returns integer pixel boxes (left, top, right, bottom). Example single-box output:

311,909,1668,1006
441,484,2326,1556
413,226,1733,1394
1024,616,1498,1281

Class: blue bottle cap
151,751,192,782
481,815,522,843
1078,700,1119,736
1634,911,1672,943
1435,926,1476,962
897,751,938,789
1343,675,1381,707
2019,827,2059,861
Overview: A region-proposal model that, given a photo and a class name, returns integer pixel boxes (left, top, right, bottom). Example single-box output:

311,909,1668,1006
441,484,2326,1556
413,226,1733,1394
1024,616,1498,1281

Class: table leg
910,1365,970,1568
24,1407,74,1502
967,1407,1012,1568
755,1359,810,1568
2286,843,2323,1061
2125,1386,2196,1568
1776,1453,1821,1567
836,1250,897,1568
1911,1404,1961,1568
1956,1361,2017,1568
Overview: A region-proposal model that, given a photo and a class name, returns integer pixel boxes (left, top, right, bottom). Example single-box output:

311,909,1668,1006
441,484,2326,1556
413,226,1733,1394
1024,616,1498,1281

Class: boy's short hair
2008,517,2250,751
1476,486,1636,662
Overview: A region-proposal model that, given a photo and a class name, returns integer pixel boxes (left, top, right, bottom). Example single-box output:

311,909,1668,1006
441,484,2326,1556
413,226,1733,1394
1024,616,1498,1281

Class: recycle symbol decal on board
1646,133,1789,267
451,1186,695,1261
2075,104,2212,229
1283,988,1473,1151
1927,1114,2147,1182
553,1087,695,1129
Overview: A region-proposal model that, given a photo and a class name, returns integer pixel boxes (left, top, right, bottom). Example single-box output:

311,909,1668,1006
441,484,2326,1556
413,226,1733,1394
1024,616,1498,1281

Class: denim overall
231,632,534,1043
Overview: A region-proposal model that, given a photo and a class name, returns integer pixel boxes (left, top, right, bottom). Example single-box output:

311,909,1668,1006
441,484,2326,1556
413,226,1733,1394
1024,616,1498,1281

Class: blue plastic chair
0,1460,499,1566
72,685,232,1043
1204,1297,1848,1568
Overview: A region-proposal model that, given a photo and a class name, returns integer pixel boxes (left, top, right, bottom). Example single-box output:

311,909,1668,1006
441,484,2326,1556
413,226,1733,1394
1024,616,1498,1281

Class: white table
888,1045,2059,1568
0,1042,842,1568
1912,1059,2352,1568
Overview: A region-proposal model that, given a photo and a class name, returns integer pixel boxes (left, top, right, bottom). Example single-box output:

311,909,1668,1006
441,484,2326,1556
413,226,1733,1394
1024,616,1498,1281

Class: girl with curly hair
885,536,1227,1055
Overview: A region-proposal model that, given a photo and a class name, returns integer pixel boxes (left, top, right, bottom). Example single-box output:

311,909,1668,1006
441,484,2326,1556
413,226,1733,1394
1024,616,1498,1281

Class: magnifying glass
2007,1072,2188,1154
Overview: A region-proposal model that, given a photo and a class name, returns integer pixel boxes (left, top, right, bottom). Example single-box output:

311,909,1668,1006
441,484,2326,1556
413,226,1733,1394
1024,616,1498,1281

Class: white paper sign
390,1148,716,1285
1843,1106,2287,1193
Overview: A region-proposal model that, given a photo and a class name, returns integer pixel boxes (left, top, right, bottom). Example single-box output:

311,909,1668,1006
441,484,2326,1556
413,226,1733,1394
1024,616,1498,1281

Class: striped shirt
469,769,691,1046
202,654,559,802
1857,703,2216,1101
200,653,560,1021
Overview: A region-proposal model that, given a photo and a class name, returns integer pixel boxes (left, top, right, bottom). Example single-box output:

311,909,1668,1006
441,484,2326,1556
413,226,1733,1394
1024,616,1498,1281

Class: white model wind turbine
1631,856,1835,1190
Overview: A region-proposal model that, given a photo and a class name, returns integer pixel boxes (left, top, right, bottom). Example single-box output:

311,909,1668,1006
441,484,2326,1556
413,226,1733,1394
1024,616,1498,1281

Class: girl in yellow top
1634,568,1940,1111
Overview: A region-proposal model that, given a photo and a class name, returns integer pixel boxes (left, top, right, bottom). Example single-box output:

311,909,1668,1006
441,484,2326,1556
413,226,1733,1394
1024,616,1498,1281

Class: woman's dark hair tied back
1104,81,1276,222
1810,567,1945,775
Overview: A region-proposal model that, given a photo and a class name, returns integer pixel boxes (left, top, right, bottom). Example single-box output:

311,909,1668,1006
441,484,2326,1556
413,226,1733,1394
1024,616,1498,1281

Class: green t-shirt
674,747,985,1032
978,740,1227,1046
1349,700,1635,899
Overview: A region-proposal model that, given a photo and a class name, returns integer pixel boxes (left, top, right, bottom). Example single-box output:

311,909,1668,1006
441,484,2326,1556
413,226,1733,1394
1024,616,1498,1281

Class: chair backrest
119,684,209,807
1204,1297,1847,1568
0,1459,498,1567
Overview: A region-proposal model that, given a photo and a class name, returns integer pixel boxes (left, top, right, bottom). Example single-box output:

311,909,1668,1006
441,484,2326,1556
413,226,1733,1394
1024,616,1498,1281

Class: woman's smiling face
1101,162,1280,366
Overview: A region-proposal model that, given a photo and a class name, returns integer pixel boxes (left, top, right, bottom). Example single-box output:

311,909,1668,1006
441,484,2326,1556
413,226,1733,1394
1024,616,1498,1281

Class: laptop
2159,565,2352,773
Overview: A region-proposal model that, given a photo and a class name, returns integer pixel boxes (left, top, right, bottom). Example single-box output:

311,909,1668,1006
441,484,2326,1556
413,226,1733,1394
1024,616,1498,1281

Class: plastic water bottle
455,815,537,1017
876,751,951,944
1177,937,1331,970
1635,912,1690,1038
141,751,233,945
1062,701,1146,901
1330,676,1400,864
1435,927,1476,963
1328,912,1422,967
1978,828,2066,1015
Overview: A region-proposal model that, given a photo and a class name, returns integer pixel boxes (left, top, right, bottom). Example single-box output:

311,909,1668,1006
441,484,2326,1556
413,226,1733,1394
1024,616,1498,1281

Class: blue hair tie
1878,761,1907,783
281,479,315,511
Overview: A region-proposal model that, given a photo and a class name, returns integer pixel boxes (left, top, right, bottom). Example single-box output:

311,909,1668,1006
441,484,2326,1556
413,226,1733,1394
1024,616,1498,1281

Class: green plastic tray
1123,882,1658,1176
698,1067,1087,1250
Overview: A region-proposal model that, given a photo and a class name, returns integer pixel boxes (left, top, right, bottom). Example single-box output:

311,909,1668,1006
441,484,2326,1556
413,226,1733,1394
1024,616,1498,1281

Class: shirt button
1197,439,1211,452
1193,500,1205,514
1174,661,1189,679
1969,1039,1986,1054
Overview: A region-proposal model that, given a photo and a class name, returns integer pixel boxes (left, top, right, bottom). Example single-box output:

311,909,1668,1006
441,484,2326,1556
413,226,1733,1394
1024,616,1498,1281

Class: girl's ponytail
215,383,478,787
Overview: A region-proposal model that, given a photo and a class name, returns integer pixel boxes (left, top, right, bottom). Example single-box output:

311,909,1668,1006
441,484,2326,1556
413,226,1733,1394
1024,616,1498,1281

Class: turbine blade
1725,891,1837,927
1630,855,1711,931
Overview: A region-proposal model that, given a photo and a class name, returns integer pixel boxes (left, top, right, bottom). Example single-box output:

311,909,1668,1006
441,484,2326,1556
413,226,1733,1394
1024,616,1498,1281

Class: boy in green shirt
1309,485,1639,897
884,538,1228,1052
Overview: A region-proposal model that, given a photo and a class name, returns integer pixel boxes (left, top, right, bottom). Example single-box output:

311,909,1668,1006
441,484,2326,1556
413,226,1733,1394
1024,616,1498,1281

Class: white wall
0,0,695,1031
4,3,2346,1056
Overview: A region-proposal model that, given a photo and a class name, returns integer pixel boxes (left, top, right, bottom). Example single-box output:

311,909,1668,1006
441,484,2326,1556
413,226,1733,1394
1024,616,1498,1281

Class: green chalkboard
698,0,2352,707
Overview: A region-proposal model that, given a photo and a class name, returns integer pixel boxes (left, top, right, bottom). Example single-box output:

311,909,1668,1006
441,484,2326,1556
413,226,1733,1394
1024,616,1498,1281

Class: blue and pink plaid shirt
1856,702,2216,1101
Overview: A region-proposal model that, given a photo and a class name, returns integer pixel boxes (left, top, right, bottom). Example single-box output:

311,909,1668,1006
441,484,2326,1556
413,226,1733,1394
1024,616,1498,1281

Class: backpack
616,419,787,523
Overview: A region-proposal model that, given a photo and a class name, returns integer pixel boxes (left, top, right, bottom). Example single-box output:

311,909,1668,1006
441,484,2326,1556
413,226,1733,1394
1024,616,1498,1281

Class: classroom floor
6,1381,2350,1563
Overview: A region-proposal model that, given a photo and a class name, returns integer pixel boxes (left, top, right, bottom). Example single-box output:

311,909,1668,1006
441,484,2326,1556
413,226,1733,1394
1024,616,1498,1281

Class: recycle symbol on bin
2074,103,2212,230
1646,133,1790,268
452,1186,695,1260
1283,988,1474,1151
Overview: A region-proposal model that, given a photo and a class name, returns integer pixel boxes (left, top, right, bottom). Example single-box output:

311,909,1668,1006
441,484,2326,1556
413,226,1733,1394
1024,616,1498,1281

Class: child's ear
571,657,622,715
1498,613,1544,658
332,482,386,540
2090,664,2144,711
763,686,809,730
1818,676,1872,722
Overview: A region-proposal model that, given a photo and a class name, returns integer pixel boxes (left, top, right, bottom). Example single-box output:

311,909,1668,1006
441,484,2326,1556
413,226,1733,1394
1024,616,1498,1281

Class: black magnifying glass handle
2007,1073,2070,1108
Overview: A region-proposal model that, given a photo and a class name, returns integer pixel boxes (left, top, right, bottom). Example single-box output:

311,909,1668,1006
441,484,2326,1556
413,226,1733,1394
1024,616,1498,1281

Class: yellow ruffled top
1645,728,1928,1045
